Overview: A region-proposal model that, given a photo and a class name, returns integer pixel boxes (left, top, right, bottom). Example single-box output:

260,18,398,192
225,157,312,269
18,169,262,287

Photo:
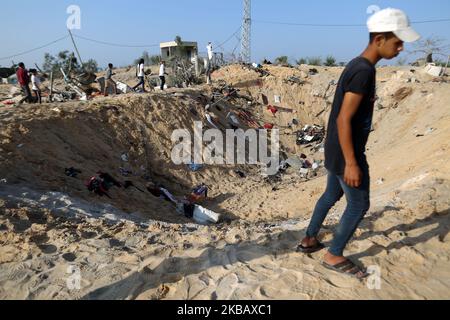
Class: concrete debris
424,63,444,77
296,125,325,145
121,153,129,162
243,63,271,77
284,76,306,85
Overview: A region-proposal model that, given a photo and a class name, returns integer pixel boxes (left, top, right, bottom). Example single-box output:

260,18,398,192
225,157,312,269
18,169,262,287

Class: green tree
82,59,99,73
307,56,322,66
324,55,336,67
275,56,289,65
296,58,307,65
43,52,58,74
411,36,449,62
134,51,161,66
173,35,188,60
150,55,161,65
42,50,87,76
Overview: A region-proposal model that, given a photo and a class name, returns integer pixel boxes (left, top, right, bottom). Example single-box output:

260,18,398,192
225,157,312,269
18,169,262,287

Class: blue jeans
133,76,145,92
306,163,370,256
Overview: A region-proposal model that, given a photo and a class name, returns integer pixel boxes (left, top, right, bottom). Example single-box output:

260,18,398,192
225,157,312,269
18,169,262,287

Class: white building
160,41,198,61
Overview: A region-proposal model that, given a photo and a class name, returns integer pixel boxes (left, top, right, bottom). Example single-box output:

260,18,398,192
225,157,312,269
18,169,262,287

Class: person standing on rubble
205,58,212,85
207,42,213,61
132,58,146,92
159,61,167,90
104,63,117,96
297,8,420,279
30,69,42,104
16,62,32,104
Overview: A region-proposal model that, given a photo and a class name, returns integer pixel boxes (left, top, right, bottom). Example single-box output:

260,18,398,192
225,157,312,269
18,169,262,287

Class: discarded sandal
322,259,369,279
297,241,325,254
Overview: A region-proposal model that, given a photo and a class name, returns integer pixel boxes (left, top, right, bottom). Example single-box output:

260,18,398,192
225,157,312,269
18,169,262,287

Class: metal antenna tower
240,0,251,63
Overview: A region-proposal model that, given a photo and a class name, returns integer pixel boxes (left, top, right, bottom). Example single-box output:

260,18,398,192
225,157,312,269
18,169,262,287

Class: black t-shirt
324,56,376,175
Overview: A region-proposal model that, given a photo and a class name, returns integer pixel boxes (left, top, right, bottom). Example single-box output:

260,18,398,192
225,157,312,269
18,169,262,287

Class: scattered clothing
146,184,178,204
205,112,219,129
187,183,208,203
65,167,82,178
226,111,240,129
188,163,203,171
85,172,122,198
234,170,246,178
296,125,325,145
119,167,133,176
267,105,278,116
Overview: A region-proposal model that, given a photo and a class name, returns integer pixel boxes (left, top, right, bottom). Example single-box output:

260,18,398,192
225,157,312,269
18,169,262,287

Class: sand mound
0,64,449,299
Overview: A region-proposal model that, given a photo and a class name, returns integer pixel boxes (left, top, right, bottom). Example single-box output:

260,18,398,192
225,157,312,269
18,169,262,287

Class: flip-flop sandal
297,241,325,254
322,259,369,279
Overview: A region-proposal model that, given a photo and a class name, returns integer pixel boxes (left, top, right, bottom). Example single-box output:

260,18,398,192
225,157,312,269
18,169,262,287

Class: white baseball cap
367,8,421,42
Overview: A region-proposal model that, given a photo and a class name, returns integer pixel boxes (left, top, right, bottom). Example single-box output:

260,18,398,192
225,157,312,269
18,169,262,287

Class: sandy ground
0,63,449,299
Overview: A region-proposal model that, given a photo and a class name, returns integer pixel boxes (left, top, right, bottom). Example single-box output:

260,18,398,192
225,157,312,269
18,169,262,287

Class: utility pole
241,0,251,63
68,28,83,66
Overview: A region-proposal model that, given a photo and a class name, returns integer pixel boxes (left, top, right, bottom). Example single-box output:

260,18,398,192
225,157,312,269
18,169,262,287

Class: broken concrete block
299,168,309,175
116,81,133,93
424,63,443,77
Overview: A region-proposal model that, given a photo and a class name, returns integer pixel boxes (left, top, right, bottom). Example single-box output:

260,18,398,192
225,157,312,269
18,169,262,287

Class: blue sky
1,0,449,68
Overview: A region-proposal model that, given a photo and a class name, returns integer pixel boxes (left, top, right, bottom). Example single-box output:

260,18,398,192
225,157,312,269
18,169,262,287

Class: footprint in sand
213,273,239,299
321,270,362,289
80,231,97,239
62,253,77,262
37,244,57,254
30,233,49,244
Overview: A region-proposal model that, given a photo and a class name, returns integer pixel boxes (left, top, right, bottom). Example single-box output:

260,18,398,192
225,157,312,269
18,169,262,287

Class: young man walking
16,62,32,104
30,69,42,104
104,63,117,96
297,8,420,279
159,61,167,90
132,59,146,92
